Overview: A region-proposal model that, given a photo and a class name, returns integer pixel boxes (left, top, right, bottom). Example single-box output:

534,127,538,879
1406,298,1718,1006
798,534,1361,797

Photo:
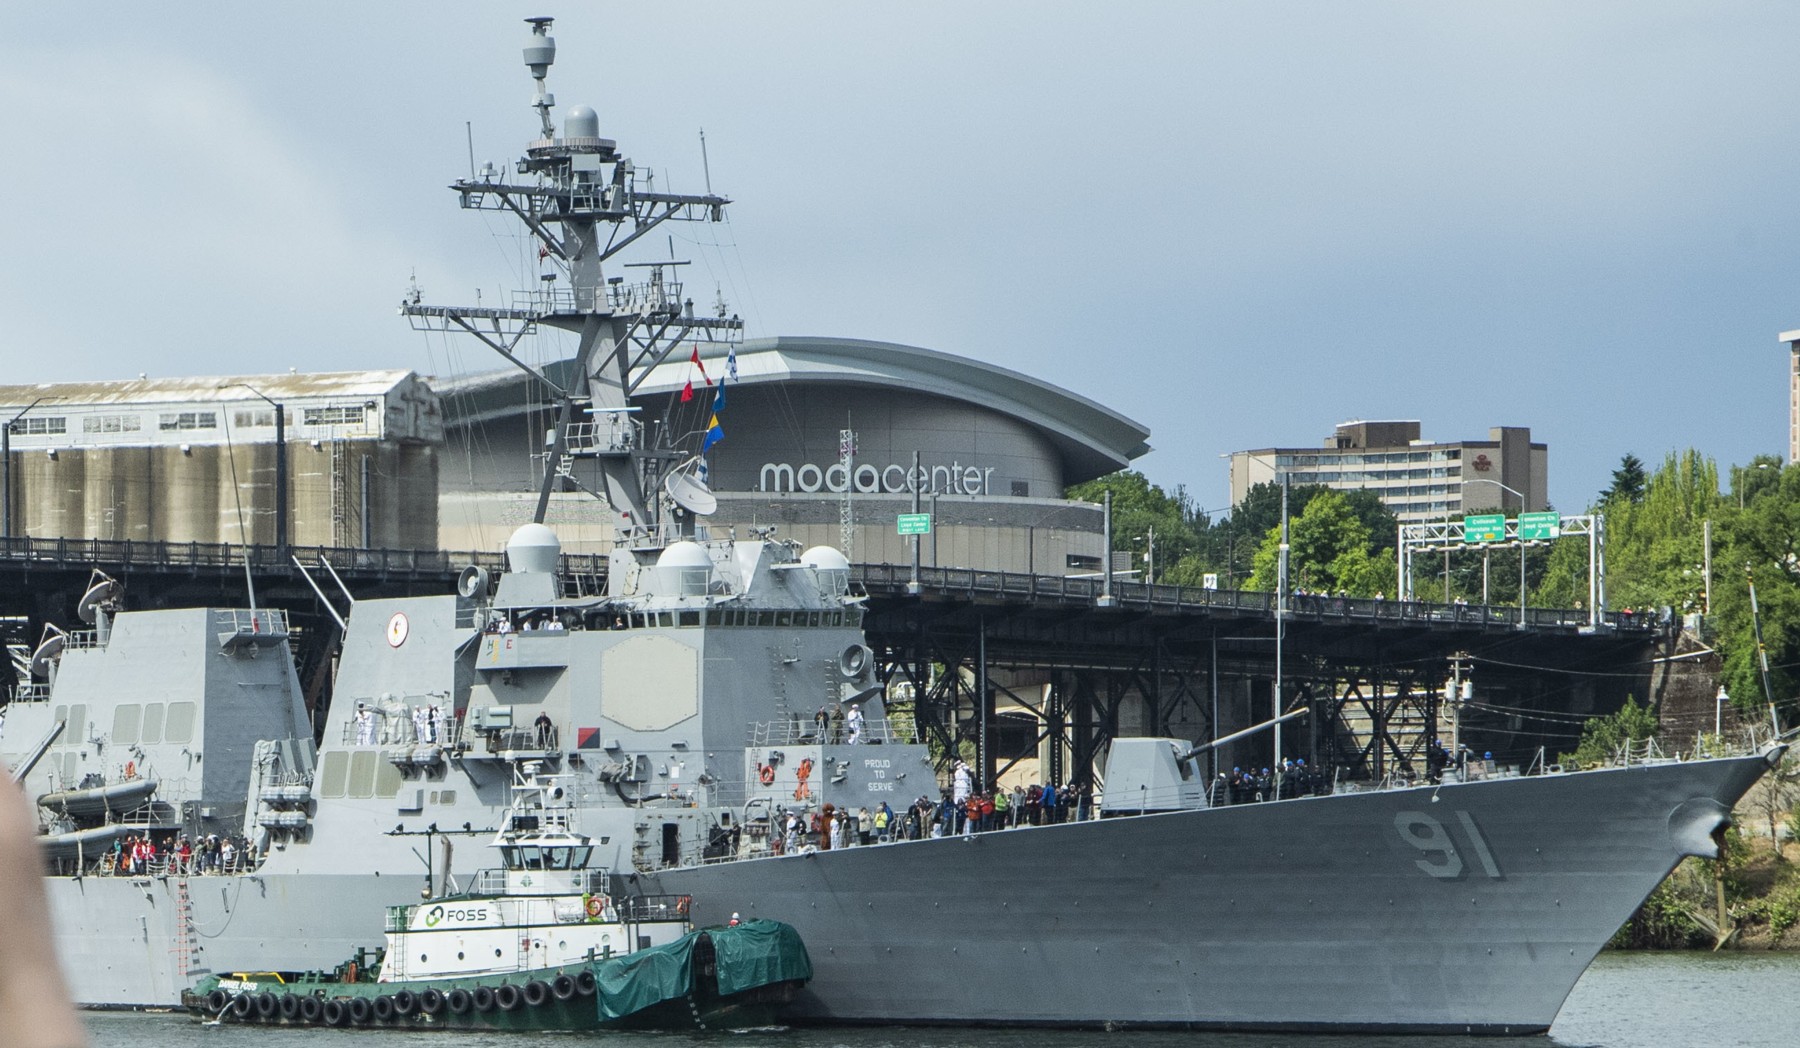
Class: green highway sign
1463,514,1506,544
897,513,933,536
1519,511,1560,540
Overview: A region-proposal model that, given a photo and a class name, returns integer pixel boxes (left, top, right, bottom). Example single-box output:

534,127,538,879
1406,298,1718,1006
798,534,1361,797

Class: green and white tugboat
182,765,811,1030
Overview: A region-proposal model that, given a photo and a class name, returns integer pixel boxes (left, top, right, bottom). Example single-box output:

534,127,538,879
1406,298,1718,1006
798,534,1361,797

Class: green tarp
710,919,813,997
593,934,696,1021
591,919,812,1022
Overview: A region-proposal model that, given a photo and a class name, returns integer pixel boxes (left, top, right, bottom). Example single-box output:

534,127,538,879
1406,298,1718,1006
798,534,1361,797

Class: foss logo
424,904,490,927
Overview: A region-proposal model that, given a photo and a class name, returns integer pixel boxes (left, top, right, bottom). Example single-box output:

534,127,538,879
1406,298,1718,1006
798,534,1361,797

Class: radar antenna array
401,17,742,536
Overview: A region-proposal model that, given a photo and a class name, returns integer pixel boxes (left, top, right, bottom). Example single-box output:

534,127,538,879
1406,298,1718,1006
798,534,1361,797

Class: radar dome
656,541,712,569
800,546,850,572
565,105,599,139
505,523,562,574
657,541,713,597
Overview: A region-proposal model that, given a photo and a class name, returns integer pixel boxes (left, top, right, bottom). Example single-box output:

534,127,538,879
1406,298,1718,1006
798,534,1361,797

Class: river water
80,952,1798,1048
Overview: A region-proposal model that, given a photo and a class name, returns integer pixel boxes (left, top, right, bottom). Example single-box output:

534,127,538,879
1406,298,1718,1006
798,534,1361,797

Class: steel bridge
2,537,1662,790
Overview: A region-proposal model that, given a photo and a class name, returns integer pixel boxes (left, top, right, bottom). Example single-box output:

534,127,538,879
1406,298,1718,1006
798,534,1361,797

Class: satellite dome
565,105,599,139
656,541,712,569
505,523,561,574
656,541,712,596
799,546,850,572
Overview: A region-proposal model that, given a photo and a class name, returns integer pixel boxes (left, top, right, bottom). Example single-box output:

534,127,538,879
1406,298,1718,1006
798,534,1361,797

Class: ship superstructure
1,17,1786,1034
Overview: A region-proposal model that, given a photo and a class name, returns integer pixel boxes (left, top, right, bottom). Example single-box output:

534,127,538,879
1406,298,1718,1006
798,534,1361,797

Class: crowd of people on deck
1213,758,1331,804
765,758,1097,854
99,831,257,876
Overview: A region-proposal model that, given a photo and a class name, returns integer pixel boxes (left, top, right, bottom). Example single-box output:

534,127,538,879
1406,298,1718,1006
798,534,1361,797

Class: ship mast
403,17,741,533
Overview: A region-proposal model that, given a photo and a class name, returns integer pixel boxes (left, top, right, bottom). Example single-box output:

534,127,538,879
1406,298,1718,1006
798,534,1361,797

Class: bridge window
232,409,276,428
165,701,195,743
348,750,377,798
319,751,349,798
112,704,141,746
141,703,164,744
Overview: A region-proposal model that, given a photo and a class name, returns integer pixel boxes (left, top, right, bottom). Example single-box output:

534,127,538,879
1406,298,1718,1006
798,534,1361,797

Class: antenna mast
402,17,741,535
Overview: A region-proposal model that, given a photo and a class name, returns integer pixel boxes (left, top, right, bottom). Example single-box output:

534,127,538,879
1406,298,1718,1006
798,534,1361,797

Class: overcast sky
4,2,1798,513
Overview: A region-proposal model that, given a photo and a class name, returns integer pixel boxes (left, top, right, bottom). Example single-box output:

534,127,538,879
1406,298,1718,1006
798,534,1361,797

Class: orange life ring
585,895,604,919
675,897,690,916
124,761,136,780
758,764,775,785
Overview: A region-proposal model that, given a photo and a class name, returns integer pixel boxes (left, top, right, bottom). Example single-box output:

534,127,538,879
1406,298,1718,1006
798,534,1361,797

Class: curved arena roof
439,336,1150,484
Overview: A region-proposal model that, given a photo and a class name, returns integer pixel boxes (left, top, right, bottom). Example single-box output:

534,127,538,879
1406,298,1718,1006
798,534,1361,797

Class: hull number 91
1394,810,1502,880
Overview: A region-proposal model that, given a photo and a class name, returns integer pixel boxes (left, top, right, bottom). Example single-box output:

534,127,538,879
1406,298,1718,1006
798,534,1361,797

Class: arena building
437,336,1151,572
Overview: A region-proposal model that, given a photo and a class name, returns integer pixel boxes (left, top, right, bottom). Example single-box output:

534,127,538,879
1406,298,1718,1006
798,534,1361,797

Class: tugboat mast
403,16,741,534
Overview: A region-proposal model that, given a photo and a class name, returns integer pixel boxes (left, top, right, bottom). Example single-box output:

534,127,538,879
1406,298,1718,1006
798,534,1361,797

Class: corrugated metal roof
0,370,418,409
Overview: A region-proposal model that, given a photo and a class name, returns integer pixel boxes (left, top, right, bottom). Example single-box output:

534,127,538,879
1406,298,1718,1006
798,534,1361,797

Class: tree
1602,450,1720,615
1245,491,1395,596
1560,697,1658,768
1065,471,1198,583
1602,453,1647,505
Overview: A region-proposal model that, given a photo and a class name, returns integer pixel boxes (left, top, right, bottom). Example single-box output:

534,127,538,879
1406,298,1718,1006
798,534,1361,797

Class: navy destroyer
2,17,1785,1034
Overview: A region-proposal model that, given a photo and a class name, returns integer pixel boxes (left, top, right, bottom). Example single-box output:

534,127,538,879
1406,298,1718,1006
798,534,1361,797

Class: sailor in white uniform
845,703,865,744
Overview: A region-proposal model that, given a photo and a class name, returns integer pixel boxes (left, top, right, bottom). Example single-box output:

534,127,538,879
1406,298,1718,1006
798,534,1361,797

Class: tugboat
182,765,811,1030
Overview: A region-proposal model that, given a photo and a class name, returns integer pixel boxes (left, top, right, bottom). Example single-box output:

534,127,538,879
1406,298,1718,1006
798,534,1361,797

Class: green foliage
1066,471,1200,584
1710,457,1800,718
1602,453,1648,505
1601,450,1720,615
1560,697,1658,768
1610,870,1707,949
1244,491,1396,597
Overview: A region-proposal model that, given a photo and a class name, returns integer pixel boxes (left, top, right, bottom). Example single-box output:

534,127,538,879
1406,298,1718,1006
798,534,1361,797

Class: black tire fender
551,973,577,1001
494,983,522,1011
371,995,395,1022
229,994,254,1019
278,994,302,1020
521,980,549,1007
205,989,229,1013
299,995,323,1023
420,988,446,1015
347,996,373,1025
321,999,346,1026
446,988,472,1014
471,986,495,1012
255,992,278,1019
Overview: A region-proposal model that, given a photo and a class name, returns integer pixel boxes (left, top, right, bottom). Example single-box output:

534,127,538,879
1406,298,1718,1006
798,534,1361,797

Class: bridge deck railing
1,535,1643,633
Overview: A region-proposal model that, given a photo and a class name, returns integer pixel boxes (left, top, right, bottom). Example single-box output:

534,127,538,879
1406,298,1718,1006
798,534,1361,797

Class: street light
218,383,288,555
1459,478,1528,626
2,396,63,540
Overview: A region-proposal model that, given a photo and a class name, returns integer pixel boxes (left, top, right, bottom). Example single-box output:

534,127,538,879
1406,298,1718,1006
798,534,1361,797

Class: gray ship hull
48,750,1769,1030
643,752,1772,1033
